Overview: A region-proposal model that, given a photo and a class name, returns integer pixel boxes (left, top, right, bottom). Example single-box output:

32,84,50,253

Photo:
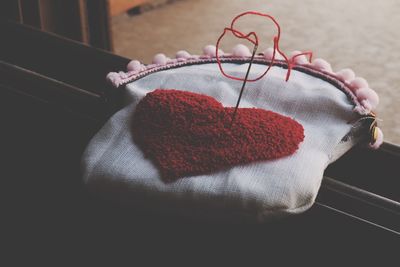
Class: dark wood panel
39,0,88,43
86,0,113,50
0,0,22,22
37,0,59,33
1,0,113,50
20,0,41,27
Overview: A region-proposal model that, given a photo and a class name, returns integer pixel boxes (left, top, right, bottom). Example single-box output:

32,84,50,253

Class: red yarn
216,11,313,82
132,89,304,181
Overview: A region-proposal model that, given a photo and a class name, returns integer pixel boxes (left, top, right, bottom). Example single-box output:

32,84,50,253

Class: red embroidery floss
216,11,313,82
132,89,304,181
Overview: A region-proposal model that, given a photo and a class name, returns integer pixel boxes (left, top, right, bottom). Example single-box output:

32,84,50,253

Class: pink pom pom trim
349,77,369,93
126,60,141,72
360,99,372,112
335,68,355,82
203,45,215,56
152,53,168,65
263,48,283,60
356,88,379,111
232,44,251,57
106,72,122,87
312,58,333,73
203,45,224,57
263,48,274,59
118,71,128,79
290,50,309,64
176,50,191,59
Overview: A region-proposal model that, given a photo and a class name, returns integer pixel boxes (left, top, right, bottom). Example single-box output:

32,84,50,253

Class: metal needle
230,44,258,128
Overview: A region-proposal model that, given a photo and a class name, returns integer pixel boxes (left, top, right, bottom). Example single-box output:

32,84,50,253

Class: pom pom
232,44,251,57
263,48,274,59
360,99,372,112
335,68,355,82
106,72,118,81
118,71,128,79
106,72,122,86
126,60,141,72
152,53,168,65
370,127,383,149
312,58,333,73
353,105,369,115
203,45,218,57
290,50,309,64
356,88,379,111
349,77,369,93
176,50,191,59
263,48,283,60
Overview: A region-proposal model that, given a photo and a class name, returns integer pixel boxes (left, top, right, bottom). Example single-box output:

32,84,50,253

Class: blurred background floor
112,0,400,144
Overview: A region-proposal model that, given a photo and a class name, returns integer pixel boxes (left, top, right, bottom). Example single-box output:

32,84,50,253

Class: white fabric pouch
82,54,380,222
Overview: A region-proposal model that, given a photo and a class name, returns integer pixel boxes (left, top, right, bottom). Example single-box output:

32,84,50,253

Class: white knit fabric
82,63,359,222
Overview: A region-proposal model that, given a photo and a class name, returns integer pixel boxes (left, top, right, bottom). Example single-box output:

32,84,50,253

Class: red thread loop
215,11,312,82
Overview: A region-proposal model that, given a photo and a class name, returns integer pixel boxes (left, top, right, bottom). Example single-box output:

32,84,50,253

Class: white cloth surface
82,63,358,222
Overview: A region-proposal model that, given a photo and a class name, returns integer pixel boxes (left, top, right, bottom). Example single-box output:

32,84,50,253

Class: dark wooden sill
0,19,128,94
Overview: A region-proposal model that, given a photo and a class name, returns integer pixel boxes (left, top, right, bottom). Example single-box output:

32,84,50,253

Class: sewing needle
230,44,258,128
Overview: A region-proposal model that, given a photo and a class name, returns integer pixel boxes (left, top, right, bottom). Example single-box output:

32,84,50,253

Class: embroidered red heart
132,89,304,181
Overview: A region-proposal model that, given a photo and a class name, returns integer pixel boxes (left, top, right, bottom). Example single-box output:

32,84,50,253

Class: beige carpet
112,0,400,144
